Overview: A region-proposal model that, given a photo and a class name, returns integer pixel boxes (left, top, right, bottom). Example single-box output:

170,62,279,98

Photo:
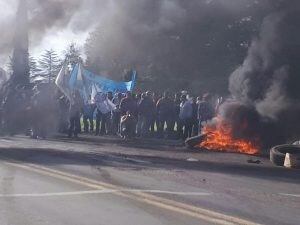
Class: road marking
125,157,151,164
2,160,260,225
0,139,13,143
0,190,118,198
0,189,211,198
130,189,212,196
279,193,300,198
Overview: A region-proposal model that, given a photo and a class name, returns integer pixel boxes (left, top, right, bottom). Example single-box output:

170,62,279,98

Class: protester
94,92,116,136
191,96,199,137
198,93,214,134
31,87,47,139
107,91,113,101
17,82,220,143
179,94,193,140
149,92,160,135
112,93,123,135
173,92,182,138
82,95,95,133
156,91,175,138
137,91,156,137
120,91,138,117
58,95,70,134
68,91,83,138
120,111,137,139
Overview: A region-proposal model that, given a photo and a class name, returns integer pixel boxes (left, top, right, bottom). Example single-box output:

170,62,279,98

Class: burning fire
198,119,259,155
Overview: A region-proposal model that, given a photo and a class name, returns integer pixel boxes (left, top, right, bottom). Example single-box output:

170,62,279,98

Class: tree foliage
29,56,42,83
38,49,62,83
64,43,81,67
84,0,278,95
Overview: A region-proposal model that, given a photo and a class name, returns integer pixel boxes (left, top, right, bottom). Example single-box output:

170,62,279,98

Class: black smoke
82,0,272,91
227,0,300,147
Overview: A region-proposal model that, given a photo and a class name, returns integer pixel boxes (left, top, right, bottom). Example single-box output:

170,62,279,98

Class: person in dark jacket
156,91,175,138
68,91,83,138
198,93,214,134
137,92,156,137
120,91,138,136
149,92,160,135
112,92,123,135
120,111,137,139
191,97,199,136
179,95,193,140
120,91,138,117
58,95,70,134
173,92,181,138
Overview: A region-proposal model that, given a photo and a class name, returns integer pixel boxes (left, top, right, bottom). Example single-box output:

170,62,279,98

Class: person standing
191,97,199,136
112,92,123,135
173,92,181,139
179,95,193,140
68,91,83,138
120,91,138,137
94,92,116,136
137,91,155,137
149,92,161,135
58,95,70,134
83,96,95,133
198,93,214,134
120,91,138,117
156,91,175,138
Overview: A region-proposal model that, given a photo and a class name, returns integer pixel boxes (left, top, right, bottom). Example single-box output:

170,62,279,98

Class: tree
38,49,62,83
64,43,81,67
10,0,30,86
84,0,274,94
29,57,42,83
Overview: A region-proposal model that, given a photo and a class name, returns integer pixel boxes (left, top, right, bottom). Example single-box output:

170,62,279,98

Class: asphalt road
0,135,299,225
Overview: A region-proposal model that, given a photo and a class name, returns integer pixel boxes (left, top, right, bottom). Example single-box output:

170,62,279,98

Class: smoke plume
227,0,300,147
1,0,273,92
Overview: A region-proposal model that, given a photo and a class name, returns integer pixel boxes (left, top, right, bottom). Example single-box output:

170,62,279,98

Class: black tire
270,144,300,166
185,135,206,149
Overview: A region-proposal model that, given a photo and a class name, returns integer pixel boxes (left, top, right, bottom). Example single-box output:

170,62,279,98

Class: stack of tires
270,144,300,168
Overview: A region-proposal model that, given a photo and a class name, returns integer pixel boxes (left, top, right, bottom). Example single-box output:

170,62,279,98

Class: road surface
0,135,299,225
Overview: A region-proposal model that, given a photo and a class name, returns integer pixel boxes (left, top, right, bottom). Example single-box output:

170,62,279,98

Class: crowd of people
65,90,218,141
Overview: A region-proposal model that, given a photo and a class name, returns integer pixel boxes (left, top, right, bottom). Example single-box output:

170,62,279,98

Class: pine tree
11,0,30,86
38,49,62,83
29,57,42,83
64,43,81,67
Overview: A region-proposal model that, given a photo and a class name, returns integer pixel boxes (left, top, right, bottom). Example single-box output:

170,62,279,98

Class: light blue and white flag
68,63,136,101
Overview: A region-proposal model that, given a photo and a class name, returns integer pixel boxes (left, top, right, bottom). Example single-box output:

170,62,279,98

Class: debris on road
247,159,261,164
186,158,199,162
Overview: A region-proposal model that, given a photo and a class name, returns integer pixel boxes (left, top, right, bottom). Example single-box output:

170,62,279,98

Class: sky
0,0,267,72
0,0,93,69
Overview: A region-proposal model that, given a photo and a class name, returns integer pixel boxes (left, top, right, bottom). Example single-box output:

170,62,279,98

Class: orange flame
198,119,259,155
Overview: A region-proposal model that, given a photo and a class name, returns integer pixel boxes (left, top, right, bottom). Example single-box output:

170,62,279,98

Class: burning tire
270,144,300,166
185,135,206,149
